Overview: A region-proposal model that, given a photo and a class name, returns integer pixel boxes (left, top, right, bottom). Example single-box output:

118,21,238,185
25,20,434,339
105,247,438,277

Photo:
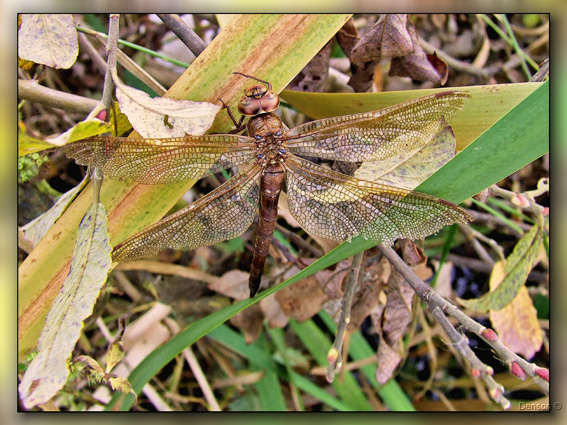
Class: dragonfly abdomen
249,163,285,297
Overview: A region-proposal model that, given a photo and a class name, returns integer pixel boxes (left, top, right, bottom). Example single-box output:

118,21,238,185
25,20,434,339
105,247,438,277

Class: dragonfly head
238,85,280,116
233,72,281,116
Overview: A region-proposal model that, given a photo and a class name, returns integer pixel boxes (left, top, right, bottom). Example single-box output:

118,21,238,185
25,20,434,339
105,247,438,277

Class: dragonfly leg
218,97,246,133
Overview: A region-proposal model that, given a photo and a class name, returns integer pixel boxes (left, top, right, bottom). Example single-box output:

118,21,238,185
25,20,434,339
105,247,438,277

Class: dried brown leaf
348,14,415,92
288,40,333,93
336,18,359,57
350,14,415,64
275,275,326,322
388,23,449,85
260,296,290,328
208,270,249,301
375,335,403,384
229,304,264,344
382,272,415,344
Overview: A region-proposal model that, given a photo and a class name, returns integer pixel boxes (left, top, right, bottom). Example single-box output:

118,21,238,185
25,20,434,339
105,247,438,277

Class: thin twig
77,31,108,75
326,251,364,383
419,38,489,79
274,223,324,258
467,209,531,235
18,80,99,114
86,29,167,96
377,244,548,407
272,237,307,271
182,346,221,411
101,14,119,112
157,14,207,56
446,253,548,284
462,225,506,264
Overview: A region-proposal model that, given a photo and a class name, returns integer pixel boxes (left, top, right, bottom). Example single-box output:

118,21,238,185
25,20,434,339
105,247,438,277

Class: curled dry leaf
259,296,290,328
388,23,449,85
278,259,353,323
288,40,333,93
375,337,402,385
349,14,415,92
348,14,449,90
335,17,359,57
381,271,415,343
371,263,416,384
113,72,220,139
350,14,415,64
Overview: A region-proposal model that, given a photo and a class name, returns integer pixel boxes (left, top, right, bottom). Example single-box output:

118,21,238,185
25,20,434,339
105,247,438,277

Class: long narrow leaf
19,202,111,408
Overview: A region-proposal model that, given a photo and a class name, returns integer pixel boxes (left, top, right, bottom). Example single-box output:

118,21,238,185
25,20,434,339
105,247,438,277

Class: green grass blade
208,325,352,411
251,333,287,411
289,319,373,411
417,80,549,203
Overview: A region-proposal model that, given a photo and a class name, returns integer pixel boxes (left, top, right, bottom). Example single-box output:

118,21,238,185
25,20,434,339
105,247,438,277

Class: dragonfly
65,74,473,297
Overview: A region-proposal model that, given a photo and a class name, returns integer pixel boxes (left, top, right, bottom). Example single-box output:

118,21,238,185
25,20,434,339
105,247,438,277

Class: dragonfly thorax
248,113,287,167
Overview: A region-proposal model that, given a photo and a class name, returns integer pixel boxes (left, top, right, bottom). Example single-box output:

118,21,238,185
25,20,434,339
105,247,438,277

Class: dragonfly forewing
64,134,257,184
284,156,472,245
285,91,470,163
112,166,262,263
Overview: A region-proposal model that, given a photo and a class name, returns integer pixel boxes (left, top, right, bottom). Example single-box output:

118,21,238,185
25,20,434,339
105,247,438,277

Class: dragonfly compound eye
260,91,280,113
238,96,263,116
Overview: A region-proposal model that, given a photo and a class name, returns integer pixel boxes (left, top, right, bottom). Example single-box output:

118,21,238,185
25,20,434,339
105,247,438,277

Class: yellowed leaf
105,341,125,374
18,125,55,156
458,223,542,313
489,262,543,359
75,355,104,378
45,119,114,147
108,377,133,394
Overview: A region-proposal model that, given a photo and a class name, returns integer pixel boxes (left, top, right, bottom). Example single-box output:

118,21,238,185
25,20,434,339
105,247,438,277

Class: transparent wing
284,156,472,244
64,134,257,184
112,166,262,263
285,91,469,162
